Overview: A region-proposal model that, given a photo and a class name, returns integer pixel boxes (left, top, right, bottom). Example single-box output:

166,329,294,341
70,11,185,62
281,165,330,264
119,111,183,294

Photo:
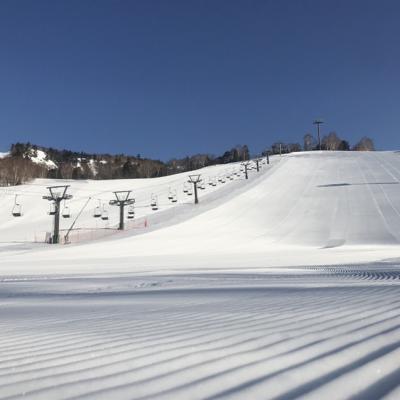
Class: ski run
1,151,400,399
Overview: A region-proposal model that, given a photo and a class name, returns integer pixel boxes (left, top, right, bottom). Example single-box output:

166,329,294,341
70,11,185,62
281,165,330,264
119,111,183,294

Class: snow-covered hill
28,149,58,169
2,151,400,272
1,151,400,400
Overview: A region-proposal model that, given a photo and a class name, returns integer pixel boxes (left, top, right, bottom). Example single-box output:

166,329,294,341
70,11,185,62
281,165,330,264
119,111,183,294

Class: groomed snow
1,151,400,399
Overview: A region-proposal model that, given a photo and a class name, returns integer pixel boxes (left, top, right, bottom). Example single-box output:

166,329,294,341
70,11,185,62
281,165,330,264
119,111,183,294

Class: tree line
266,134,374,155
0,133,375,186
0,143,250,186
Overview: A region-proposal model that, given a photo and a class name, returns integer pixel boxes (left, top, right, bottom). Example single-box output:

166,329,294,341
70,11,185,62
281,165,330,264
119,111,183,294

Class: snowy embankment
1,151,400,399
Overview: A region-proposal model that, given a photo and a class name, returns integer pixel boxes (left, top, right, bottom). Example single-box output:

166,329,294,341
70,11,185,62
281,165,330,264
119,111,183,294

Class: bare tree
303,133,315,151
322,132,342,151
353,137,375,151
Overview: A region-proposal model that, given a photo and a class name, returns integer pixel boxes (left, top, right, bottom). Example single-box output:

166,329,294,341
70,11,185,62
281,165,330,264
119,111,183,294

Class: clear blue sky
0,0,399,159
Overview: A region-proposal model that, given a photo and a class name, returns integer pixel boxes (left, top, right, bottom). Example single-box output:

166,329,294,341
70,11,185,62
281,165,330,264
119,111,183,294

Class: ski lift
48,202,56,216
168,188,174,200
150,194,158,210
171,189,178,203
62,201,71,218
101,210,109,221
93,199,102,218
12,195,22,217
187,187,193,196
127,204,135,219
183,183,188,193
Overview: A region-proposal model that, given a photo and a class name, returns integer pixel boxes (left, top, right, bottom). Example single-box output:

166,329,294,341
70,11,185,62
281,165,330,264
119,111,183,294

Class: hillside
2,151,400,272
1,151,400,400
0,142,250,184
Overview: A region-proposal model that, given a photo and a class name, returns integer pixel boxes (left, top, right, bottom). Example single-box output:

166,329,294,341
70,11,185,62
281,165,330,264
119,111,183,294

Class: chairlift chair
93,199,102,218
48,202,56,216
62,205,71,218
183,183,188,193
12,195,22,217
187,187,193,196
150,194,157,207
127,204,135,219
151,194,158,210
101,209,109,221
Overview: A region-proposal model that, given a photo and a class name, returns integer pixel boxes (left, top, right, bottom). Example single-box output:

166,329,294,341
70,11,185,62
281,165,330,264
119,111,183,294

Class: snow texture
1,151,400,399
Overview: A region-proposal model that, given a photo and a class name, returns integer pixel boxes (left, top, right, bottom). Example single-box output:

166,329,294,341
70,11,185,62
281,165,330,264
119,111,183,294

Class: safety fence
33,218,148,244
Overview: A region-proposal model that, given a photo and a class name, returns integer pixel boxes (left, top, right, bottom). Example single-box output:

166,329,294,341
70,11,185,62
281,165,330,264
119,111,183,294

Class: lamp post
109,191,135,230
313,119,324,150
188,174,202,204
42,185,73,244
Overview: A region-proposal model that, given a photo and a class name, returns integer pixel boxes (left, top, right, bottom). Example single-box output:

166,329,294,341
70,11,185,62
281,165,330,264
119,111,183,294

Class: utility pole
188,174,202,204
313,119,324,150
109,191,135,230
42,185,73,244
242,161,250,179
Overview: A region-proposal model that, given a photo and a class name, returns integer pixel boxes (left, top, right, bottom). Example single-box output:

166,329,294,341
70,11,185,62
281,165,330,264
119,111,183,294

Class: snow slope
1,151,400,399
3,151,400,273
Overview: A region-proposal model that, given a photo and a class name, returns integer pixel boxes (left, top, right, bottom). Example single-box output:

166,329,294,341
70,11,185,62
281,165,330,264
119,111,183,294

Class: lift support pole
42,185,73,244
188,174,202,204
109,191,135,230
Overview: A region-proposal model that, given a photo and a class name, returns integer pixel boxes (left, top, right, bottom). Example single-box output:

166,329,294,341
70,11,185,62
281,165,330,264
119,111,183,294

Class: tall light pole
109,191,135,230
188,174,202,204
42,185,73,244
313,119,324,150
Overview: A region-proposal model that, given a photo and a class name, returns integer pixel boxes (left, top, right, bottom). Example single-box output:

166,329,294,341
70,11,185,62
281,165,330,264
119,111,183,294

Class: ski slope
1,151,400,399
2,151,400,273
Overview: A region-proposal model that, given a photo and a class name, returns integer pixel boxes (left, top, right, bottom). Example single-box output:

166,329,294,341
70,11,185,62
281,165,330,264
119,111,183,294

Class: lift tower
242,162,250,179
109,191,135,230
42,185,73,244
188,174,202,204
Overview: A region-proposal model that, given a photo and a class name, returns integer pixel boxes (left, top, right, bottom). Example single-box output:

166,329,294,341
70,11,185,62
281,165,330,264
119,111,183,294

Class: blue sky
0,0,399,159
